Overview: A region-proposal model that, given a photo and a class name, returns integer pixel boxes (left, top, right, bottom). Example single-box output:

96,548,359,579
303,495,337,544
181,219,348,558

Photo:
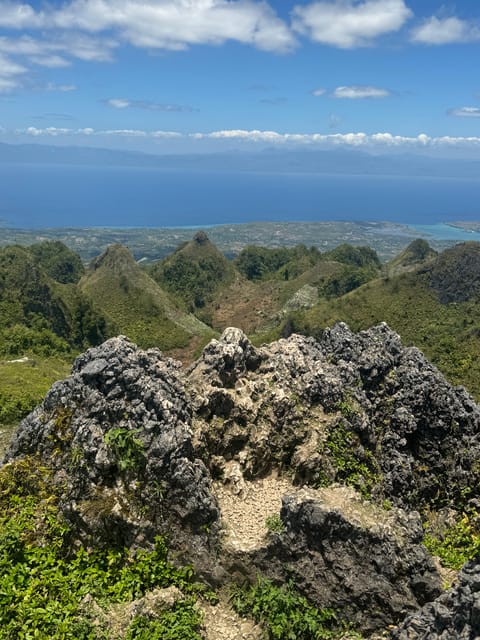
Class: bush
231,577,338,640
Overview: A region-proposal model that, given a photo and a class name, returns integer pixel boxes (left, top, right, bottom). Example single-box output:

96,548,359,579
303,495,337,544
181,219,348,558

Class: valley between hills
1,229,480,638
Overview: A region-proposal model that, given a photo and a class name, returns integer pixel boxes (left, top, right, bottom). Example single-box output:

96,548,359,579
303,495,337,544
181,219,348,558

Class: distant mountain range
1,141,480,178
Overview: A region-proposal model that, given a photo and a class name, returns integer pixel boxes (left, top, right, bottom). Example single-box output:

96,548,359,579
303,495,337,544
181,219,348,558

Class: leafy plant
231,577,338,640
104,427,145,472
423,510,480,569
324,421,379,499
265,513,285,533
125,599,203,640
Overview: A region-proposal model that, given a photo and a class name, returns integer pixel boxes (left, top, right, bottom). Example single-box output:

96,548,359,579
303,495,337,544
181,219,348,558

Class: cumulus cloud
332,85,390,98
292,0,412,48
105,97,196,112
12,125,480,150
448,107,480,118
0,1,41,28
188,129,480,148
311,87,326,96
1,0,295,53
411,16,480,45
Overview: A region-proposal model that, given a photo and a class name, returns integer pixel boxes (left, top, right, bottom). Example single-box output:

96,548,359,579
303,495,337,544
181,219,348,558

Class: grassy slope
0,357,71,454
300,271,480,399
80,244,215,352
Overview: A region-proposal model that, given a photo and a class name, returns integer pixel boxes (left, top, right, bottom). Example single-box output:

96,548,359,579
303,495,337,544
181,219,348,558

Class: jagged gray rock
249,486,442,634
189,324,480,513
3,336,220,562
4,323,480,634
391,559,480,639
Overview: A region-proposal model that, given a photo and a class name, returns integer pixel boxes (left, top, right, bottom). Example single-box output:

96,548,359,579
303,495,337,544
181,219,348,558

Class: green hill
293,242,480,398
149,230,235,314
0,244,108,356
0,242,110,439
424,241,480,303
80,243,215,352
386,238,437,277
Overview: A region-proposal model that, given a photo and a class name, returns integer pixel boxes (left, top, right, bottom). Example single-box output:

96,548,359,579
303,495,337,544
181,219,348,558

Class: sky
1,0,480,156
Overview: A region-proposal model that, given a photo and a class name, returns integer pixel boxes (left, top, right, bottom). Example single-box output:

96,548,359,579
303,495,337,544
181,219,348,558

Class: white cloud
411,16,480,45
187,129,480,148
12,125,480,150
107,98,130,109
448,107,480,118
0,52,27,91
30,54,70,67
0,1,41,28
332,85,390,99
105,97,196,111
101,129,148,137
311,87,326,96
44,82,77,92
292,0,412,48
2,0,295,53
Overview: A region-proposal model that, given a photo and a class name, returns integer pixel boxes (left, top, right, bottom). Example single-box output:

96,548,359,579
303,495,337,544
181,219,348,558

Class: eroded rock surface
190,323,480,514
4,324,480,635
242,486,442,634
392,559,480,639
3,336,219,564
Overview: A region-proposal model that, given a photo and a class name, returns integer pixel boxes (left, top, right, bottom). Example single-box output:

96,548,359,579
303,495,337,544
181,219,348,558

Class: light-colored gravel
213,467,297,552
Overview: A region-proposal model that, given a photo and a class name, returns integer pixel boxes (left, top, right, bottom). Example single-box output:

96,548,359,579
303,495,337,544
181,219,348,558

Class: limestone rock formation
4,336,220,563
249,486,442,633
4,323,480,635
190,323,480,513
392,559,480,639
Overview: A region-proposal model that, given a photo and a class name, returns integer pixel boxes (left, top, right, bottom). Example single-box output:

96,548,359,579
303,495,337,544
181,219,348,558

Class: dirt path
201,470,298,640
213,469,297,552
201,597,263,640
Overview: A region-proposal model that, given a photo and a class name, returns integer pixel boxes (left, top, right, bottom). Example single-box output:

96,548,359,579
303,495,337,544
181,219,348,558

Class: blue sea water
1,164,480,238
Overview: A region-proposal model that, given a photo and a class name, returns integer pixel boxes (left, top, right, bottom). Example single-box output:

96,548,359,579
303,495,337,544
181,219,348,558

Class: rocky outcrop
190,323,480,513
4,336,219,564
226,486,442,634
392,559,480,639
4,323,480,634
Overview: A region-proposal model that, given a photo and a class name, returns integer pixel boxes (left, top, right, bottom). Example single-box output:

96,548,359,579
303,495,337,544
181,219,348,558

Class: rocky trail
4,324,480,638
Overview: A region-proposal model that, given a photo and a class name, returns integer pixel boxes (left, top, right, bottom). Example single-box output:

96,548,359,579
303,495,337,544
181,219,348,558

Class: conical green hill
80,244,214,351
149,231,235,310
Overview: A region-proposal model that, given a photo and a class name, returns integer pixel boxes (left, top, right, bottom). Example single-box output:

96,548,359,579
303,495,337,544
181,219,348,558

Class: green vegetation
149,231,235,312
427,241,480,303
80,244,214,351
423,510,480,570
0,244,109,353
265,513,285,533
324,244,381,269
235,245,322,281
104,427,145,473
29,240,85,284
125,601,202,640
386,238,437,278
296,270,480,399
323,421,379,499
0,357,70,438
231,577,339,640
0,457,204,639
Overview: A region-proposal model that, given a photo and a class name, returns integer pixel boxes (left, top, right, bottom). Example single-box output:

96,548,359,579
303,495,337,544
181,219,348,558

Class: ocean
1,163,480,235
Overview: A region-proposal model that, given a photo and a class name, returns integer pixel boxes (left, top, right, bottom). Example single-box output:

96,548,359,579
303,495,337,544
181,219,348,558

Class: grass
299,272,480,399
0,356,71,447
0,457,205,639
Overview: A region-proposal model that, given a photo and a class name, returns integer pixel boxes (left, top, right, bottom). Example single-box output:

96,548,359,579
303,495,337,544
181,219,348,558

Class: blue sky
1,0,480,156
